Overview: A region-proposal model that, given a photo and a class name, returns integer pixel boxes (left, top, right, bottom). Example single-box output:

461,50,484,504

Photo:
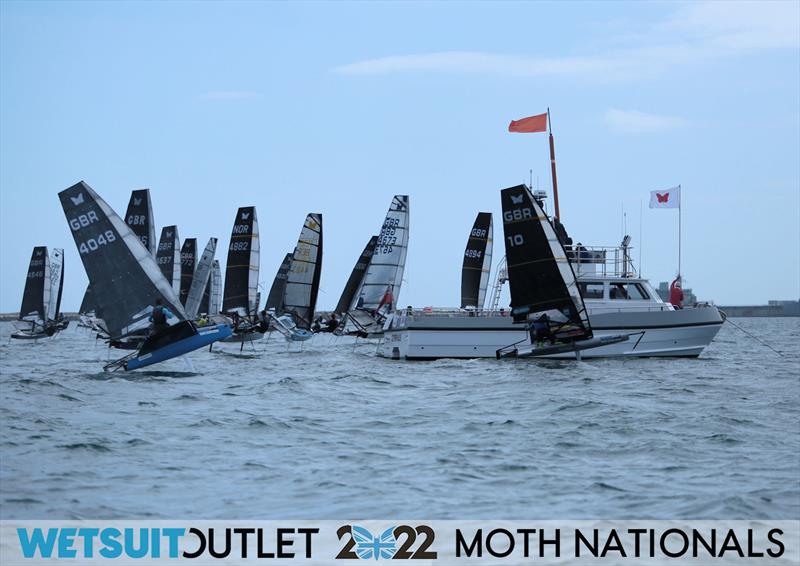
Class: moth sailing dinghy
12,247,68,339
58,181,231,370
268,213,322,342
156,225,182,296
179,238,197,307
461,212,493,310
332,235,378,333
495,184,629,358
339,195,409,337
220,206,263,343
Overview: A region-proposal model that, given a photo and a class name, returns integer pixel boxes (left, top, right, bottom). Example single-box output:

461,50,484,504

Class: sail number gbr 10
68,209,118,255
504,205,534,248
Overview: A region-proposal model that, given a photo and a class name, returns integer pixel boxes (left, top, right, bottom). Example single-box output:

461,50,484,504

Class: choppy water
0,318,798,519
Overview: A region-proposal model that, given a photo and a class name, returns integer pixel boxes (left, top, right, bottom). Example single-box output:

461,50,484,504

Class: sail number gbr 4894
68,209,117,255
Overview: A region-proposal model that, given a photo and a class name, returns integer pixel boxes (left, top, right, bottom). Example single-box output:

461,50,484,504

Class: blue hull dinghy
119,321,232,371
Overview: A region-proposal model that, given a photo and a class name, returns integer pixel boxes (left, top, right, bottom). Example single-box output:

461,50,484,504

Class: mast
547,108,561,221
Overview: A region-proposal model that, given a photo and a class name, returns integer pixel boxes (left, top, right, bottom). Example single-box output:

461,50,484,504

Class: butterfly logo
510,193,524,204
70,193,85,206
241,212,250,220
352,525,396,560
656,192,670,203
35,249,43,256
133,197,142,206
165,231,173,237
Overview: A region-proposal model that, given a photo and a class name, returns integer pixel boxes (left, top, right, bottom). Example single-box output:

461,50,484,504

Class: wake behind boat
58,181,231,370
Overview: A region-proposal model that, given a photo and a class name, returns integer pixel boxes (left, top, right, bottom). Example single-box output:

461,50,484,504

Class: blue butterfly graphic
352,525,397,560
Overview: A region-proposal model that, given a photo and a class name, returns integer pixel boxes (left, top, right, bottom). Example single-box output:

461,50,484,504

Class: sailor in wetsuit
149,298,174,335
530,313,554,346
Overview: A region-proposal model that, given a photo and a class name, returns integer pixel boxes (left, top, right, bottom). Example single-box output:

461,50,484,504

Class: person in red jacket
669,276,684,309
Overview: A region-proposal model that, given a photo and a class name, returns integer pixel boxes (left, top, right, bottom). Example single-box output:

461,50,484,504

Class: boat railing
567,244,638,278
397,307,511,319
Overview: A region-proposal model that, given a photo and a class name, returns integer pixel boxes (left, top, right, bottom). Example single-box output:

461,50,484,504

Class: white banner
1,520,798,565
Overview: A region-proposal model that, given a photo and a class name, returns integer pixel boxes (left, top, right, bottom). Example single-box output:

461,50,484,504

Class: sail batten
282,213,323,329
58,181,186,339
500,184,591,339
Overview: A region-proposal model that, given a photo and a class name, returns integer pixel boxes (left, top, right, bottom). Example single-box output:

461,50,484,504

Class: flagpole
678,184,682,277
547,107,561,220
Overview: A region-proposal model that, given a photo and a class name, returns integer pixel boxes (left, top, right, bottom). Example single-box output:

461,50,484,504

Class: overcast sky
1,0,798,311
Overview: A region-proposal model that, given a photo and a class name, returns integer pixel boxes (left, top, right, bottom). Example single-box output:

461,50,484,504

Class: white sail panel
185,238,217,319
209,260,222,316
282,213,323,329
354,195,409,313
46,248,64,321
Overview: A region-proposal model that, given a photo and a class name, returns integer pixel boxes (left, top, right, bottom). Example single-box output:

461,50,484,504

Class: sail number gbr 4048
68,210,118,255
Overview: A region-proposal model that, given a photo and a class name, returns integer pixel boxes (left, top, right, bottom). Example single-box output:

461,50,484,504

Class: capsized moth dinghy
221,206,263,342
58,181,231,370
495,184,628,358
268,213,322,342
11,246,68,339
340,195,409,336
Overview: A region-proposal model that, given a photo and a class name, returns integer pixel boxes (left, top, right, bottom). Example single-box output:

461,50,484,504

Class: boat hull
380,306,724,360
125,323,232,370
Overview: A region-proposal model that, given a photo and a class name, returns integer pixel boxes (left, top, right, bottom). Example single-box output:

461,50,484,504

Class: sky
1,0,798,312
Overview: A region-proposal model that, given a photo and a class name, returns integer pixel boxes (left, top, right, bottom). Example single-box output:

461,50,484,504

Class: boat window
579,282,605,299
609,283,650,300
609,283,629,299
626,283,650,300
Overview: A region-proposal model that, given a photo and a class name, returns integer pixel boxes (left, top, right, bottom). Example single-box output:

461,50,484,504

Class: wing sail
460,212,493,309
222,206,260,317
282,213,323,329
19,246,50,324
500,184,591,339
58,181,186,339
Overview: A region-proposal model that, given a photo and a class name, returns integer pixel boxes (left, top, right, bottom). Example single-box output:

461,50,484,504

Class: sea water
0,319,798,519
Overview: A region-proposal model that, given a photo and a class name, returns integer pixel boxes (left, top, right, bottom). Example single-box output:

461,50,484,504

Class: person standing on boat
669,276,684,309
149,298,174,334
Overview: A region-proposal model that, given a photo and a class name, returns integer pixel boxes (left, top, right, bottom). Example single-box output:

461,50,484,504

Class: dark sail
156,225,181,296
265,253,293,313
500,184,591,338
124,189,156,254
19,246,50,323
58,181,186,339
335,236,378,314
461,212,493,309
79,285,95,314
179,238,197,307
222,206,260,317
282,214,323,329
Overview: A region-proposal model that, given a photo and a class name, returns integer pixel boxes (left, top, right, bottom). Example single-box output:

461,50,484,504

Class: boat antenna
547,108,561,220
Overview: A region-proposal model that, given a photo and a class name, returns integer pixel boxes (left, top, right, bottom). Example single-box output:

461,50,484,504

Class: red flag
508,112,548,133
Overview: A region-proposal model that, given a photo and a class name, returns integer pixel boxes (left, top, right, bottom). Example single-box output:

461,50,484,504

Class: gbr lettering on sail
68,210,117,255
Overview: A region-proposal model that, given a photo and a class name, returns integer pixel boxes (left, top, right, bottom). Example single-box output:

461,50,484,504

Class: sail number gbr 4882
68,209,117,255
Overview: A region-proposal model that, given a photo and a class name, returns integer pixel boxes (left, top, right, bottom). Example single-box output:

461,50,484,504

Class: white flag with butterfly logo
649,186,680,209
